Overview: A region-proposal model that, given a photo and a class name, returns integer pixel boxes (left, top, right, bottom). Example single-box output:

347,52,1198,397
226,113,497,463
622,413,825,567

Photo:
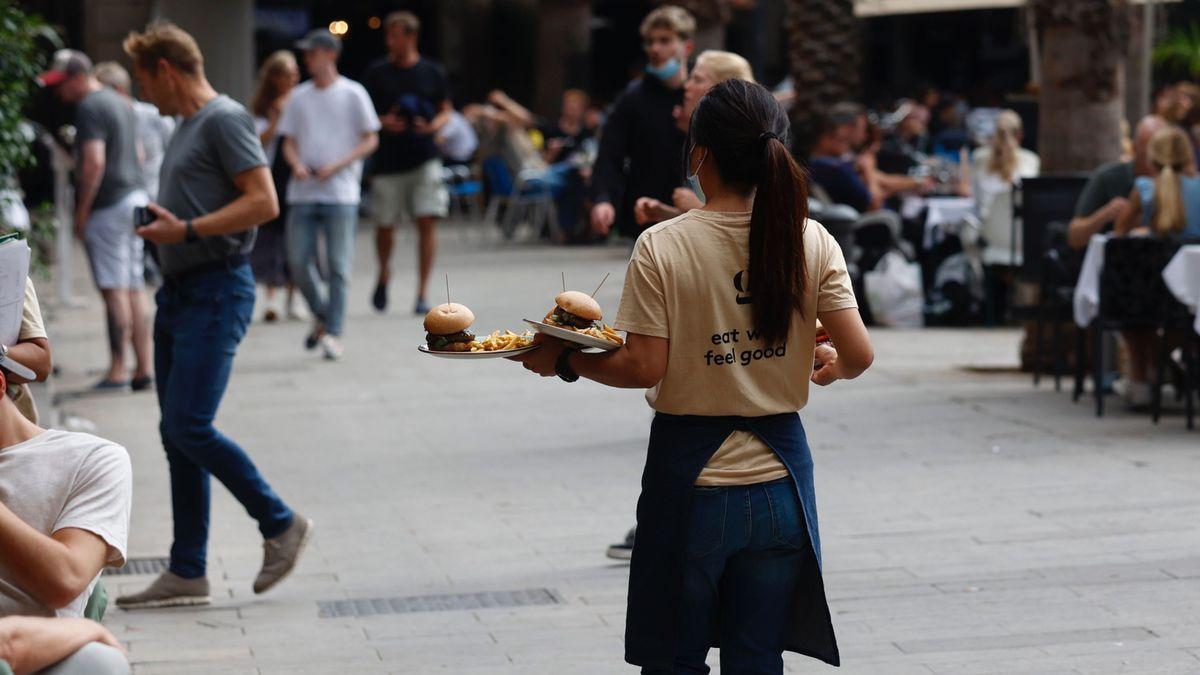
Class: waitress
512,80,873,673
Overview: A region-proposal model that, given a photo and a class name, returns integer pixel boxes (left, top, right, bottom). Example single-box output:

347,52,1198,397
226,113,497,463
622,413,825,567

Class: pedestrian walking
362,11,452,314
512,80,874,673
249,50,302,324
280,29,380,359
115,21,312,609
41,50,153,391
589,6,693,238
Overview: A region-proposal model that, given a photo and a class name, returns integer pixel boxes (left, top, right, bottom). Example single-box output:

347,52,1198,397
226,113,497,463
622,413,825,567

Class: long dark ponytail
690,79,809,346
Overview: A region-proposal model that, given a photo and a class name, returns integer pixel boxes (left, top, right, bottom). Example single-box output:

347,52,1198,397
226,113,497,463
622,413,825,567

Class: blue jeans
154,264,293,579
643,478,810,675
286,203,357,336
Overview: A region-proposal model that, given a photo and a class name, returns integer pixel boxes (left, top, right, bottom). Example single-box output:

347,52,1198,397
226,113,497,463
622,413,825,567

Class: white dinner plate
523,319,623,351
417,343,540,359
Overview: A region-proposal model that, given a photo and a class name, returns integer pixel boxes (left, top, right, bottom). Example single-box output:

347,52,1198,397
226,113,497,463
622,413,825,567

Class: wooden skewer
445,274,451,308
590,272,610,298
561,272,566,293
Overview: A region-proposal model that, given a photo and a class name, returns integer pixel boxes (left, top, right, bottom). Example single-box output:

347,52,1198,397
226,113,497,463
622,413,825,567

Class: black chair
1010,175,1089,381
1074,237,1181,417
1151,293,1198,430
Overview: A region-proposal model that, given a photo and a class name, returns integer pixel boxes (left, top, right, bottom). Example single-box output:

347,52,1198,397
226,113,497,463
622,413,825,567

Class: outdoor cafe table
1074,234,1200,332
1163,244,1200,334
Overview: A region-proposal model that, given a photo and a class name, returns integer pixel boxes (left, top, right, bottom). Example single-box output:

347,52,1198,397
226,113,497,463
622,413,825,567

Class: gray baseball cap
295,29,342,54
39,49,92,86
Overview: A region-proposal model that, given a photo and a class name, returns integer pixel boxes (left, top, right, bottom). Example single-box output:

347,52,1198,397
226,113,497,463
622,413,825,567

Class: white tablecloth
922,196,976,249
1163,245,1200,334
1073,234,1108,328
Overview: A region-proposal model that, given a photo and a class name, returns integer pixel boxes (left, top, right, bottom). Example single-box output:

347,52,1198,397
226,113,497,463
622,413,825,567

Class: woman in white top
249,51,300,322
513,80,874,673
969,110,1040,265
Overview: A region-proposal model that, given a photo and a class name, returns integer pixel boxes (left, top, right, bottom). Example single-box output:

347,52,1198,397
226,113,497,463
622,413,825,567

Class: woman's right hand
812,343,840,386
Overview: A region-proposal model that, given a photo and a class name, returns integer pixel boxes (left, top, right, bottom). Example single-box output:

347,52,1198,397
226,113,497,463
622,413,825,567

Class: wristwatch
185,220,199,243
555,348,579,383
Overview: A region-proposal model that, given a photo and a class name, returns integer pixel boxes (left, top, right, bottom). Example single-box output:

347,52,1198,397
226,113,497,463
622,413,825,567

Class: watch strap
555,348,580,383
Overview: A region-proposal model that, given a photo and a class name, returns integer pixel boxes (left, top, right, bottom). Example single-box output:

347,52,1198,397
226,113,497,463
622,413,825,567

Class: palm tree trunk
1033,0,1130,172
785,0,860,157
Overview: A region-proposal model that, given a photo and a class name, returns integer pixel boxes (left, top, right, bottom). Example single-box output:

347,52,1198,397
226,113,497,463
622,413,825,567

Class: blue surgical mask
645,58,681,82
686,150,706,204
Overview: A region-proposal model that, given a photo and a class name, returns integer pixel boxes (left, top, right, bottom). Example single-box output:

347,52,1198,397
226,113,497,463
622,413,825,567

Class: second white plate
523,319,623,351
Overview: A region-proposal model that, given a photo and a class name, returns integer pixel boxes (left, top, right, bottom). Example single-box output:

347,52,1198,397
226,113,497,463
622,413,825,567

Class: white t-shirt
0,430,132,618
277,76,381,205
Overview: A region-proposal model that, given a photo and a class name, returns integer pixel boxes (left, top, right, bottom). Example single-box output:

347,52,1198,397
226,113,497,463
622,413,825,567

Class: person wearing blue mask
590,6,695,239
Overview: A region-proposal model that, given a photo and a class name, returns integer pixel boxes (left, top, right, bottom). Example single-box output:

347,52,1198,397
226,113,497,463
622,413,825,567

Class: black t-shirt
361,57,450,174
540,119,593,159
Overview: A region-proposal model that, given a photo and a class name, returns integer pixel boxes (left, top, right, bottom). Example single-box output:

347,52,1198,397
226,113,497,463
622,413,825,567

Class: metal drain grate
318,588,560,618
104,556,170,576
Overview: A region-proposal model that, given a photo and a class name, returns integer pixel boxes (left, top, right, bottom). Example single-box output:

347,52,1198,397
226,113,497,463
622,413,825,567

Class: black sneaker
605,526,635,561
372,281,388,312
131,376,154,392
304,324,326,351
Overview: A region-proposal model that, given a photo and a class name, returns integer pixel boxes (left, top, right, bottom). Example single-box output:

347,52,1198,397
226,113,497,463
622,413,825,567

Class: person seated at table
966,110,1040,262
1115,125,1200,239
808,106,875,212
0,363,132,620
877,99,929,175
930,99,972,160
848,105,935,207
539,89,594,165
1067,115,1168,249
1109,125,1200,406
0,616,128,675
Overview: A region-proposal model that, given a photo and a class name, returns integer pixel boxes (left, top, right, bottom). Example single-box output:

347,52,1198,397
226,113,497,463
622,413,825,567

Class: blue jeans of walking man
155,265,294,578
287,203,357,337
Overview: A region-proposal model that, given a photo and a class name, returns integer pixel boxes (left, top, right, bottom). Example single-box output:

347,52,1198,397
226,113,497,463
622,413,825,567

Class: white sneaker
287,292,309,321
1117,380,1152,409
319,334,344,360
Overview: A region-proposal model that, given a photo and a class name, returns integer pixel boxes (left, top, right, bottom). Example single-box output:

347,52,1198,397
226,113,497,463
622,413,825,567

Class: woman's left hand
812,343,840,386
508,333,568,376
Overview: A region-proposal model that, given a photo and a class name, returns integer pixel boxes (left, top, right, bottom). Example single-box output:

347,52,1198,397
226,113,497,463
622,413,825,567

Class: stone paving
40,224,1200,673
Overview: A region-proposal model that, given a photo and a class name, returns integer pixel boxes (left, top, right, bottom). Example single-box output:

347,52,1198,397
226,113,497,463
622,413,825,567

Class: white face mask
686,147,707,203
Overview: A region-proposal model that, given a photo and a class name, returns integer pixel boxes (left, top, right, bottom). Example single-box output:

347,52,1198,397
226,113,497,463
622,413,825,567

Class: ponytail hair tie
759,131,779,144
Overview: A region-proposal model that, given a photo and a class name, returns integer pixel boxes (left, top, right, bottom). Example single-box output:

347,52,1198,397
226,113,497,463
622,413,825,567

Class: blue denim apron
625,412,840,669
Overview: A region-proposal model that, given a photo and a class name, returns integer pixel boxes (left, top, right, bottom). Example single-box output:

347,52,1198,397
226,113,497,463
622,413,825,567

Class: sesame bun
555,291,602,321
423,303,475,334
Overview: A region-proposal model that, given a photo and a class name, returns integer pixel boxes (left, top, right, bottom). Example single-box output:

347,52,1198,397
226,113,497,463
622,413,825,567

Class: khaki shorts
370,159,449,225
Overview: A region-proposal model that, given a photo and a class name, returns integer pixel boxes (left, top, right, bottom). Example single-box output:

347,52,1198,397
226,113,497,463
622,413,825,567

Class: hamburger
545,291,602,331
423,303,476,352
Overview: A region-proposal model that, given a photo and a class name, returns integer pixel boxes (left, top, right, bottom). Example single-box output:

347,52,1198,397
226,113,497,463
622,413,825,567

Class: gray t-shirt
1074,160,1134,221
74,88,143,209
156,95,267,276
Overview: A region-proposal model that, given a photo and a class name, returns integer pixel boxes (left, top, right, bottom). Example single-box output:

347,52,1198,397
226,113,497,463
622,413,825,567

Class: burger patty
550,307,596,330
426,330,476,350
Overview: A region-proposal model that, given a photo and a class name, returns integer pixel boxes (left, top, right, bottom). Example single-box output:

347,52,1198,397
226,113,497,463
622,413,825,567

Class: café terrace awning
855,0,1177,18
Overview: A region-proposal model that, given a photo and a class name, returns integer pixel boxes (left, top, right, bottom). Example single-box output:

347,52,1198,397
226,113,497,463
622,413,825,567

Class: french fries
579,324,625,346
470,330,535,352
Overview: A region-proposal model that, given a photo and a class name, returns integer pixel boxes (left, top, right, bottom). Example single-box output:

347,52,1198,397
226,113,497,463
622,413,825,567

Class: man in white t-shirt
0,368,132,619
279,29,381,360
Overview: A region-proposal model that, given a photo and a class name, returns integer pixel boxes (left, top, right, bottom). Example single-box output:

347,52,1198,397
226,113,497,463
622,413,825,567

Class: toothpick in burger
424,303,476,352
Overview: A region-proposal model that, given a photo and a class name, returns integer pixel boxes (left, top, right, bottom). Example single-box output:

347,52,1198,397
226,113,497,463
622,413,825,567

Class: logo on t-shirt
733,270,752,305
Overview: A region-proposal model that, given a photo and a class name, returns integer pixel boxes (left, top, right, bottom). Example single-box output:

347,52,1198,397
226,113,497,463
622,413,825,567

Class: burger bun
555,291,602,321
423,303,475,334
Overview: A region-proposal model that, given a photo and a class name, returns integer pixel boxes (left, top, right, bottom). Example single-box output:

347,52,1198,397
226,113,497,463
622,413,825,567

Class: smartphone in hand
133,206,155,229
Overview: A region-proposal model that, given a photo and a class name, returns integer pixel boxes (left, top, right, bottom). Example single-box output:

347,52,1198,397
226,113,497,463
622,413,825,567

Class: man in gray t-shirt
41,49,153,390
154,95,267,277
116,21,312,612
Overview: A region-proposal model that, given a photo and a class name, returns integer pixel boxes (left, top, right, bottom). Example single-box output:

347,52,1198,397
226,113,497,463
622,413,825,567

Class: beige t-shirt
9,279,46,423
614,209,858,485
